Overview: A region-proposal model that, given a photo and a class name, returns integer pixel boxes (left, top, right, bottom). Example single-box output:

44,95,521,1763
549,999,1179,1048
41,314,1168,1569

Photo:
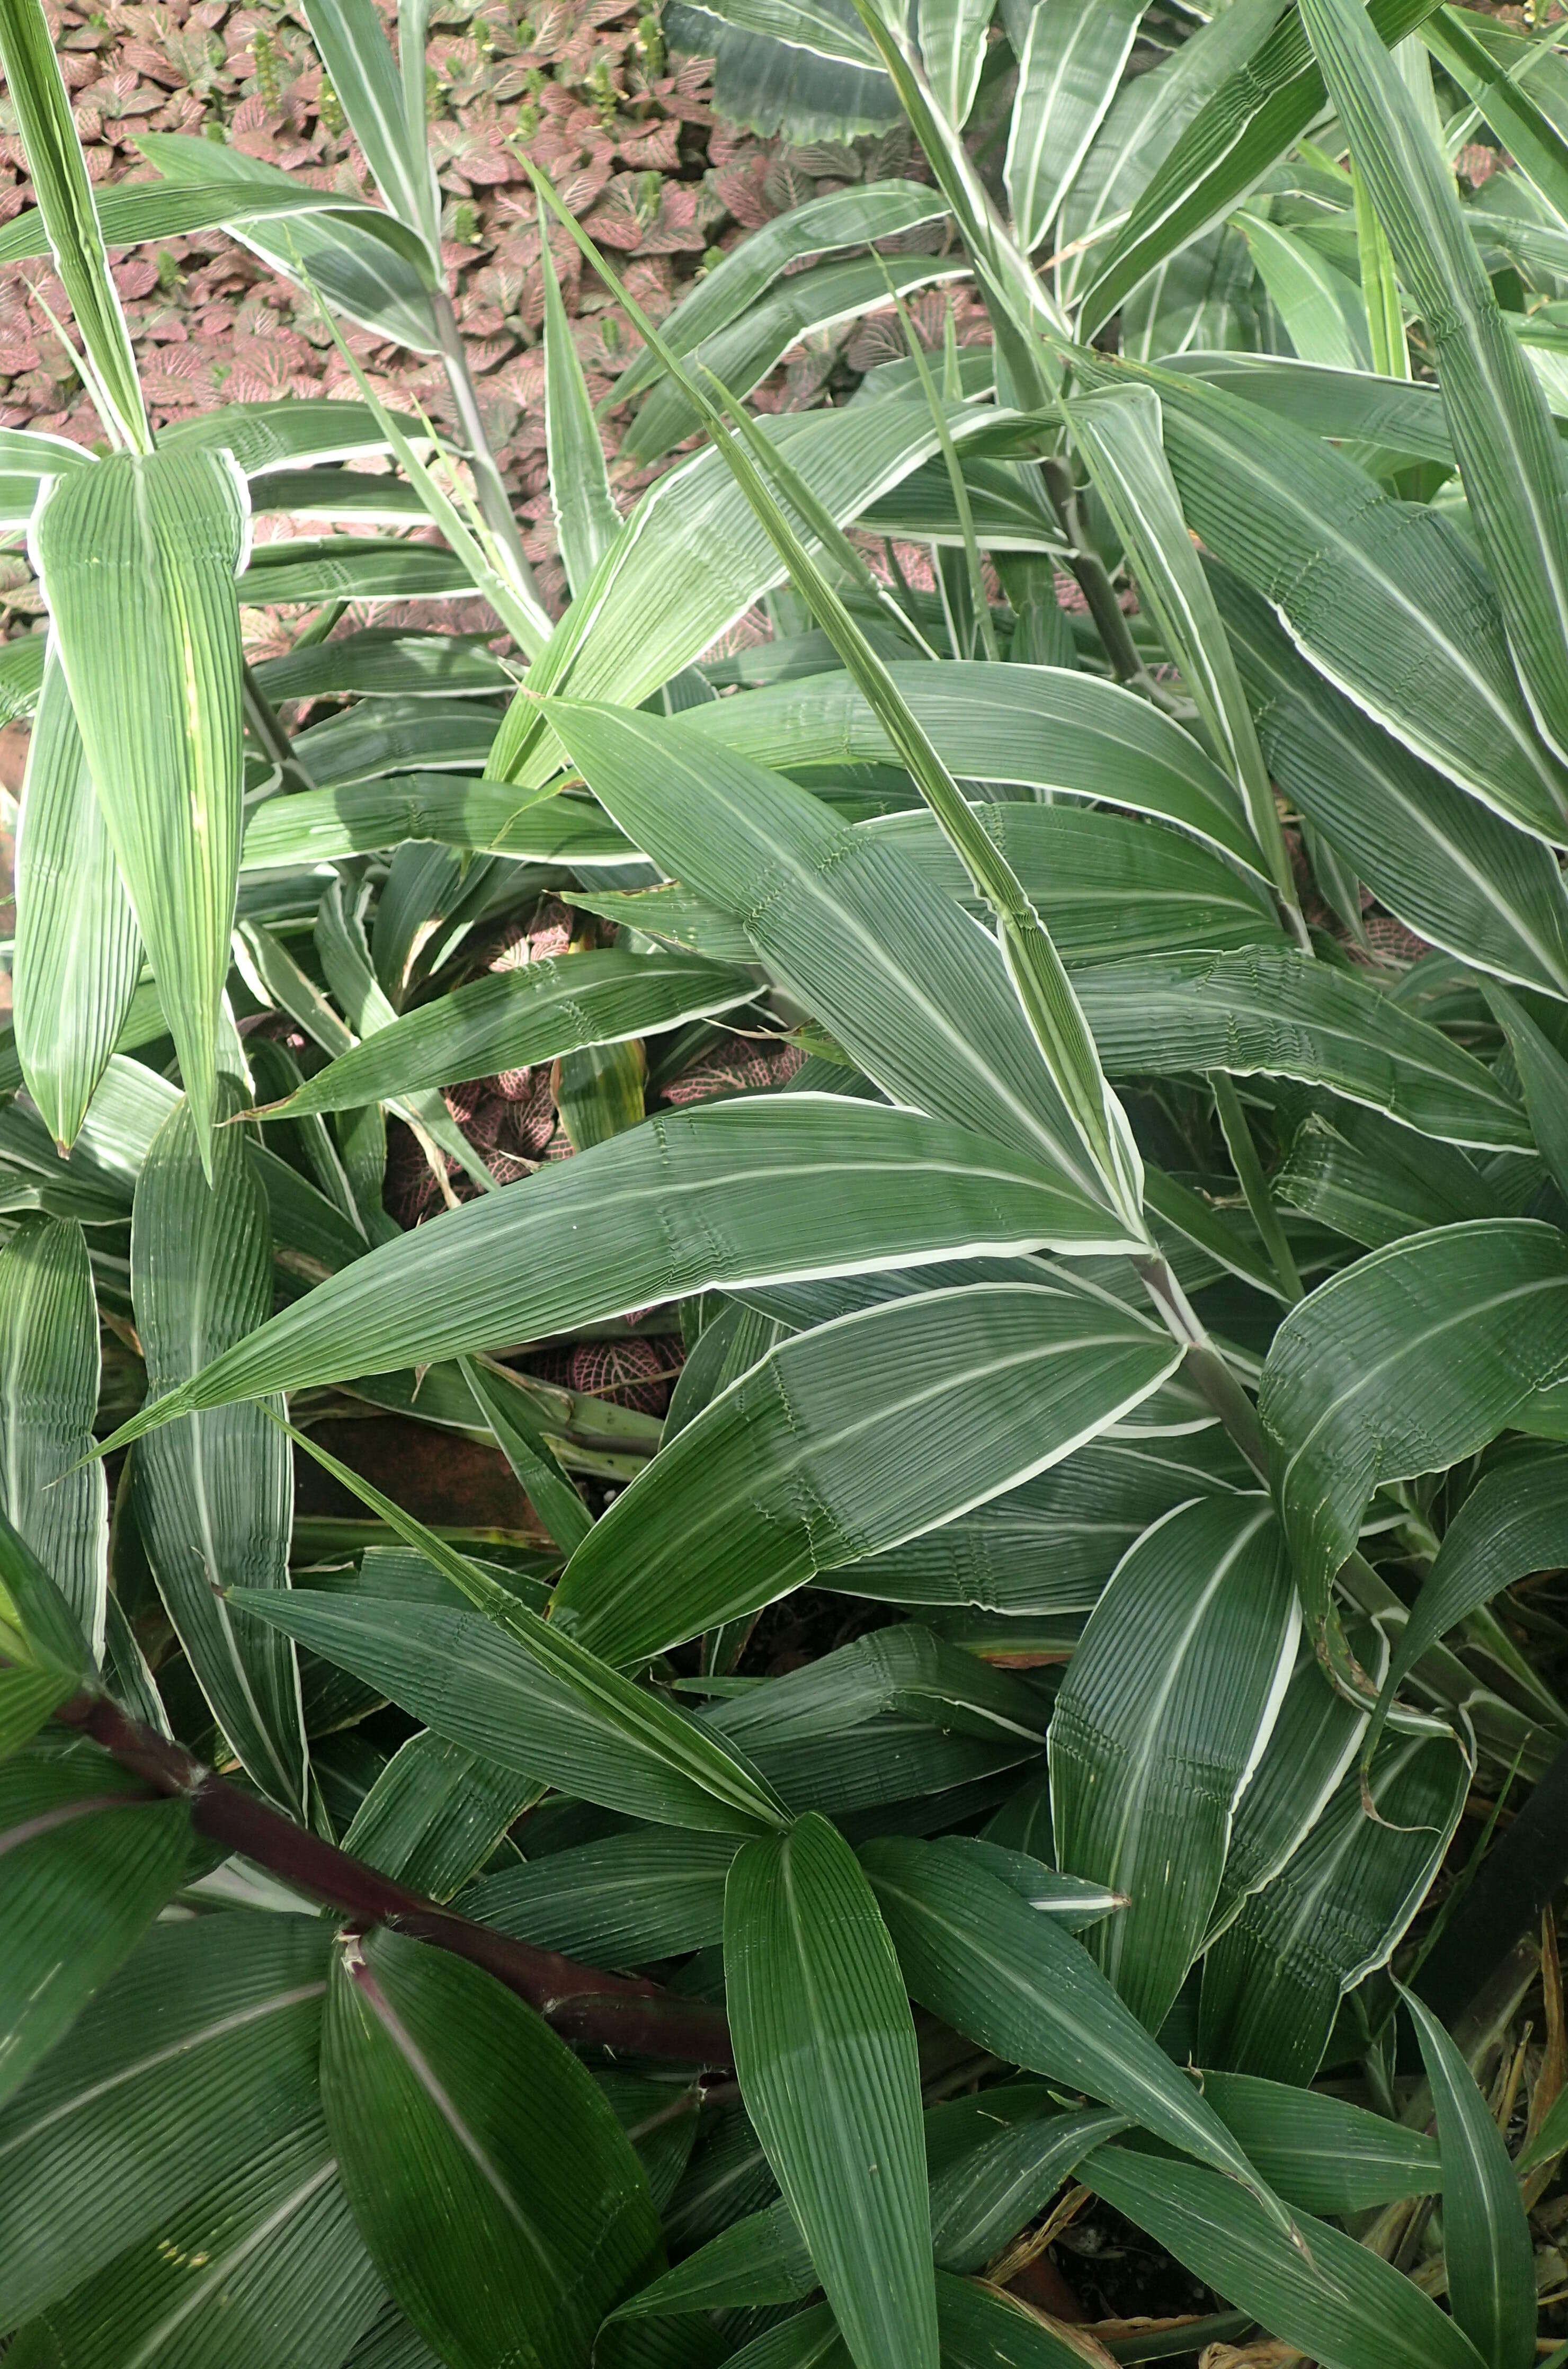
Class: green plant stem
295,597,350,649
1209,1069,1304,1303
1134,1250,1270,1479
54,1688,737,2069
242,663,316,793
1038,454,1164,694
432,287,547,616
884,272,1000,661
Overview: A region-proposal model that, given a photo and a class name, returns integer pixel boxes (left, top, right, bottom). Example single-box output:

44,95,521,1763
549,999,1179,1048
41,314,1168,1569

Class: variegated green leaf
31,447,249,1169
12,648,141,1155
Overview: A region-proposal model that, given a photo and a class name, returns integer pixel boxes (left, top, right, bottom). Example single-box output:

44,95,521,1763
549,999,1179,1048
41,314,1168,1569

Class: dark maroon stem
56,1691,736,2071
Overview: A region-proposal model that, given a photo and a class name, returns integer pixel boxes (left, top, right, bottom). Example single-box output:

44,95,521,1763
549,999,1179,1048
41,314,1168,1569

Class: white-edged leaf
920,0,994,129
130,1085,307,1817
0,1216,105,1658
726,1814,938,2369
99,1097,1134,1448
1005,0,1146,253
12,645,142,1155
1301,0,1568,768
135,133,440,351
1367,1443,1568,1768
1062,383,1295,915
541,230,621,599
0,0,148,448
1076,350,1568,843
1073,947,1530,1150
690,657,1261,871
252,950,757,1120
298,0,440,246
236,1422,790,1836
543,696,1127,1213
31,446,249,1169
489,392,1017,787
1049,1493,1298,2030
1213,561,1568,1001
553,1276,1182,1663
861,1834,1298,2237
1259,1221,1568,1677
1198,1731,1470,2083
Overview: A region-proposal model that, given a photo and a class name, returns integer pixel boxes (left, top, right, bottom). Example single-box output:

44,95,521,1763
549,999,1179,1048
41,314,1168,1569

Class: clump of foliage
2,1,1568,2366
0,0,901,617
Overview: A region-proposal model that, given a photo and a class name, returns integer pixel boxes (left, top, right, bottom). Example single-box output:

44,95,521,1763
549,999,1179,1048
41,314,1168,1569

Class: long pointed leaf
1073,349,1568,841
0,1509,91,1758
541,230,621,599
1072,946,1531,1150
235,1580,781,1834
298,0,440,246
1423,7,1568,234
1083,2142,1486,2369
1199,1731,1469,2082
553,1277,1181,1663
1402,1986,1536,2369
921,0,993,129
130,1085,307,1816
1049,1494,1298,2030
489,391,1011,788
322,1928,661,2369
544,697,1126,1214
1081,0,1441,334
1368,1444,1568,1767
253,950,756,1121
459,1359,591,1558
527,177,1139,1224
1205,1635,1372,1946
609,181,948,409
1213,562,1568,1000
0,1216,106,1658
1259,1221,1568,1679
100,1099,1132,1448
1198,2068,1440,2215
342,1728,539,1900
12,647,142,1153
0,0,148,447
689,658,1260,871
725,1814,938,2369
1056,0,1289,310
239,1419,790,1833
861,1834,1297,2238
137,133,440,352
31,447,250,1168
1005,0,1145,254
1062,382,1297,914
1300,0,1568,765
